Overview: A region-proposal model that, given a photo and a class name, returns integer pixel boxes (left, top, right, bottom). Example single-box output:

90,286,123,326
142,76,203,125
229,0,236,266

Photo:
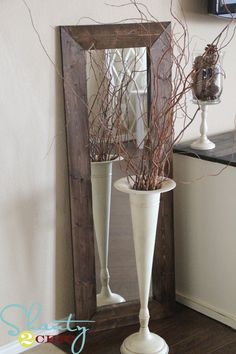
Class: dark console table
174,130,236,167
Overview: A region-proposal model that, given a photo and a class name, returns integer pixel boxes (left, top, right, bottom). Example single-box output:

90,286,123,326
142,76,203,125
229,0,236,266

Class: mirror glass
86,47,151,307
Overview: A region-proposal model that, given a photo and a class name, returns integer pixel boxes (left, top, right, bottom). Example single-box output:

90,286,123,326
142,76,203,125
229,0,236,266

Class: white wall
1,0,236,347
174,154,236,328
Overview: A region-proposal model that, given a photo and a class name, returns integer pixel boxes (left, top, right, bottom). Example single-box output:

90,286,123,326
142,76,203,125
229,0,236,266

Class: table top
174,131,236,167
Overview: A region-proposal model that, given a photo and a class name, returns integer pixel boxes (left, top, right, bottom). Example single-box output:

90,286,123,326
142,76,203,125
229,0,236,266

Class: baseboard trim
0,315,74,354
0,339,42,354
176,291,236,330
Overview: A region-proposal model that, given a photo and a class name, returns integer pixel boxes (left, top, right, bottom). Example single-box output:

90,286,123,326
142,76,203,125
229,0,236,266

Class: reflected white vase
114,177,176,354
91,160,126,307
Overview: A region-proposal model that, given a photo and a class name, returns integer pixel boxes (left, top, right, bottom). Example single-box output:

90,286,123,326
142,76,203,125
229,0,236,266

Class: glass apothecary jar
191,45,225,104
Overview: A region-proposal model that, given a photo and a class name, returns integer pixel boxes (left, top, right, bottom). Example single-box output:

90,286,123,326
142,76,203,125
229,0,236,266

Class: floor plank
210,340,236,354
27,343,65,353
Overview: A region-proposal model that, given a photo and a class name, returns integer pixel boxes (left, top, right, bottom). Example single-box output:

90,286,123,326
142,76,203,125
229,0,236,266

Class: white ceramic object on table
91,158,126,307
191,102,217,150
114,177,176,354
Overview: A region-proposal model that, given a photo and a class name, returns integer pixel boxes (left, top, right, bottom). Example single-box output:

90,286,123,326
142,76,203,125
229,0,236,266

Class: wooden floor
27,344,65,353
55,304,236,354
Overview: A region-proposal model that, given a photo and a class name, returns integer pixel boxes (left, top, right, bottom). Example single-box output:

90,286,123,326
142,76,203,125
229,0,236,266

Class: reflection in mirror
86,47,152,307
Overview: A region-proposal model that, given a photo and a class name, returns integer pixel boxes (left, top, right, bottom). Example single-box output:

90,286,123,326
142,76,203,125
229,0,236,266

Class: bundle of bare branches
87,48,142,162
86,0,235,190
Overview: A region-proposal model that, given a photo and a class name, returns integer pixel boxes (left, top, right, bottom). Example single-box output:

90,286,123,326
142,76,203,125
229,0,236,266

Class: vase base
120,332,169,354
191,139,215,150
97,292,126,307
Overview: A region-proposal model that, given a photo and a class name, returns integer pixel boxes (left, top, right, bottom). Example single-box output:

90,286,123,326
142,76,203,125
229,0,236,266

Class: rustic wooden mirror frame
60,22,175,331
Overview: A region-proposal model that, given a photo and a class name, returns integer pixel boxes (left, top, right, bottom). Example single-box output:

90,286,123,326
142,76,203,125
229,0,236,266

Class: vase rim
91,155,123,164
114,176,176,195
192,99,221,106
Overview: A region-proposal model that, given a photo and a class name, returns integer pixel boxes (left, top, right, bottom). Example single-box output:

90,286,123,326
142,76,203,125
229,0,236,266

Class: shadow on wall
180,0,208,15
0,29,75,330
0,189,55,305
0,189,53,341
54,28,75,320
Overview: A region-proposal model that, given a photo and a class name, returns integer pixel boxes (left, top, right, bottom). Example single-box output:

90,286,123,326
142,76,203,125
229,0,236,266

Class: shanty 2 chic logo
0,303,94,354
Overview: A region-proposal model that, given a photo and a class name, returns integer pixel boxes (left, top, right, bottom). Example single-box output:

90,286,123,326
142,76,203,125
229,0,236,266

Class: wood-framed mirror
60,22,175,331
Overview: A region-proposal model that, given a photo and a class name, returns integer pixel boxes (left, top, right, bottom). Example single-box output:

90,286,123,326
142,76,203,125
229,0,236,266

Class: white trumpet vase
91,160,126,307
114,177,176,354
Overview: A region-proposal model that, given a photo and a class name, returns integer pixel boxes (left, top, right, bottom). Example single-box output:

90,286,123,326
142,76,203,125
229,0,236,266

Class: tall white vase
91,160,126,307
114,177,176,354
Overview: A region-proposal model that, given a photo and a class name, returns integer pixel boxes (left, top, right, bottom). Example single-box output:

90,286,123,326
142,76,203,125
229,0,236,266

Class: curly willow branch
21,0,236,190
